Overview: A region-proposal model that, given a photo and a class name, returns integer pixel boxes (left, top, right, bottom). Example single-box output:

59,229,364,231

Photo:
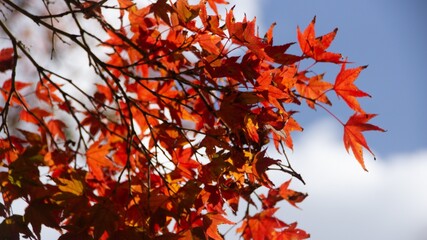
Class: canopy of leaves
0,0,383,239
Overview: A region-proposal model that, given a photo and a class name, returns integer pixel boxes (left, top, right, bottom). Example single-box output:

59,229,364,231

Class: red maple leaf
334,63,370,113
86,141,114,180
36,76,63,106
296,73,333,109
279,180,308,208
203,213,234,239
297,17,343,63
344,113,385,171
47,119,67,140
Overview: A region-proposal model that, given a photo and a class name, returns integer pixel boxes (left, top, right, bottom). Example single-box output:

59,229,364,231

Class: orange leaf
237,208,287,240
1,79,31,92
117,0,135,18
1,79,31,106
36,76,63,106
197,33,223,55
283,116,303,150
279,180,308,208
47,119,67,140
20,108,51,124
274,222,310,240
297,17,343,63
203,213,234,239
244,115,259,143
296,74,333,109
95,83,113,103
86,141,114,180
264,22,276,45
207,0,228,15
343,113,385,171
175,0,200,23
334,63,370,113
225,8,270,60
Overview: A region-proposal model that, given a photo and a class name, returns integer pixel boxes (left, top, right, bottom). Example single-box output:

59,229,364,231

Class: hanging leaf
344,113,385,170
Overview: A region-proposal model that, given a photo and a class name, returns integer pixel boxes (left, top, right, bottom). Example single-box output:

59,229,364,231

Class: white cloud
270,119,427,240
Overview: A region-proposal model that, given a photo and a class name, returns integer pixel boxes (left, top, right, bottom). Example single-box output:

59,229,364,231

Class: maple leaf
1,79,31,92
297,17,343,63
237,208,287,240
95,83,113,103
264,22,276,45
20,108,51,124
1,79,31,106
283,116,303,150
117,0,135,18
203,213,234,239
296,74,333,109
81,112,104,136
86,141,114,180
197,32,223,56
334,63,370,113
279,180,308,208
244,114,259,143
17,129,42,145
344,113,385,171
252,150,279,185
151,0,171,26
274,222,310,240
0,215,35,239
0,48,14,72
174,0,200,23
226,8,270,60
47,119,67,140
207,0,228,15
265,43,304,65
36,76,63,106
56,177,84,196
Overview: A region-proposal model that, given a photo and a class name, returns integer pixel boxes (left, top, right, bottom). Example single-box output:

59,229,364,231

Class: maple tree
0,1,384,239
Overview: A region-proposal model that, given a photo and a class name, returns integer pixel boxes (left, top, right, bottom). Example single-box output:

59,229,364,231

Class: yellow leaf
57,177,84,196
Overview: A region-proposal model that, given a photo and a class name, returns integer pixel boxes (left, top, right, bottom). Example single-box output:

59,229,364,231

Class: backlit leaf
56,177,84,196
296,74,333,109
344,113,385,170
47,119,67,140
86,141,114,180
334,63,370,113
297,17,343,63
204,213,234,239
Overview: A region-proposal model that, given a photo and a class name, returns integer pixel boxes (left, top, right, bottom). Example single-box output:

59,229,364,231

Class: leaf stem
315,102,345,126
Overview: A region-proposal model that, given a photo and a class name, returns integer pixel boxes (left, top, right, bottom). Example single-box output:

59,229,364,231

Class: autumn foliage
0,0,383,239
